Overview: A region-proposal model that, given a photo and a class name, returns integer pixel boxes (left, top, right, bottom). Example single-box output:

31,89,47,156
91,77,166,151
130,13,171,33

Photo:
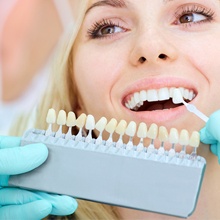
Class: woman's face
73,0,220,142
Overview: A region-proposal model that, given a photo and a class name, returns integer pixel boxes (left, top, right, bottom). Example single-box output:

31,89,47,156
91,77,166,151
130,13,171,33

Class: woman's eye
98,26,124,36
179,13,207,24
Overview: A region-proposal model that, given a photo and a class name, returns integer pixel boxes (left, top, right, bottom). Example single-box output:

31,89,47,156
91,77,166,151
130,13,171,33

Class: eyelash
174,5,215,26
87,4,215,39
87,19,126,39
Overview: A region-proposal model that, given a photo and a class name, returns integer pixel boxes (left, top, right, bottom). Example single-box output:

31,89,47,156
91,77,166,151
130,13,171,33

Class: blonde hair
33,1,120,219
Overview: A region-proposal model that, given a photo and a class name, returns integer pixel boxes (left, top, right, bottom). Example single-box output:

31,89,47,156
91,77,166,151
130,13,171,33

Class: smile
124,87,196,111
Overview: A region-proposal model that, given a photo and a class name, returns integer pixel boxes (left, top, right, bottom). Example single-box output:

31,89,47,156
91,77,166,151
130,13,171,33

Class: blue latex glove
200,109,220,163
0,136,77,220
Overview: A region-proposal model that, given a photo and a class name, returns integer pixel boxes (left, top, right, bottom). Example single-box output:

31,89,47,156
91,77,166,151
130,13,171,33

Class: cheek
73,46,125,116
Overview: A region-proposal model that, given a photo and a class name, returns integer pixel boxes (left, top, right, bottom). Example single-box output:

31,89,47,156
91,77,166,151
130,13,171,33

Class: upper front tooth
148,90,158,102
158,88,170,101
140,90,148,102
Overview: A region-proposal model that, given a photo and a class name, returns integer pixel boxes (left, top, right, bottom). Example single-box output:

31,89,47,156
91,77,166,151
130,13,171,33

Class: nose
129,28,178,66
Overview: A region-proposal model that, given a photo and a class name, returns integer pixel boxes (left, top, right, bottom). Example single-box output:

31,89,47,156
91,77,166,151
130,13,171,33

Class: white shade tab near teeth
125,121,137,137
46,108,56,124
115,120,127,135
57,110,67,125
147,123,158,140
45,108,56,136
189,131,200,148
66,111,76,127
95,117,108,132
158,126,169,142
179,129,189,146
76,113,87,128
105,118,117,134
137,122,147,139
85,115,95,130
169,128,179,144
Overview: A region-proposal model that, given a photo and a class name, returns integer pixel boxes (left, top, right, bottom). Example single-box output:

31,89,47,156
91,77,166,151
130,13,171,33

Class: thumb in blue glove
200,109,220,163
0,136,77,220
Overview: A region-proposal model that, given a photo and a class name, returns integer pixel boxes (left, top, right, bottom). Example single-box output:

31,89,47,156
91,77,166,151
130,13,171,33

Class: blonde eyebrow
85,0,127,14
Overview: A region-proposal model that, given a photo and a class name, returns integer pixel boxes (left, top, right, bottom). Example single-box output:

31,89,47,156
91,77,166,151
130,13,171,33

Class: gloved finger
0,136,21,149
36,192,78,216
0,143,48,175
0,188,42,205
0,200,52,220
210,143,220,164
199,127,217,144
205,110,220,141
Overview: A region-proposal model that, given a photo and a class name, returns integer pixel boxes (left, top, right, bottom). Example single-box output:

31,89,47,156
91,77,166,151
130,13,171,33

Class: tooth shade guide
45,109,202,160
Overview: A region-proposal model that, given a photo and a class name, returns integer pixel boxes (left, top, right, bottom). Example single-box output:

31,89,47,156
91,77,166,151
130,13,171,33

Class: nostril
158,54,168,60
139,56,146,63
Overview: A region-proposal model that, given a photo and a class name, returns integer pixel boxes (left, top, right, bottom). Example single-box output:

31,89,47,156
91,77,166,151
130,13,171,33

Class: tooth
158,126,168,142
125,121,137,150
130,97,136,108
179,87,184,95
66,112,76,127
55,110,67,137
95,117,107,144
179,129,189,158
95,117,107,132
189,131,200,159
115,120,127,135
57,110,67,125
137,122,147,138
169,87,175,98
45,108,56,136
158,126,168,155
85,115,95,143
140,90,148,102
172,88,183,104
189,90,194,100
125,121,137,137
146,123,158,153
179,129,189,146
134,92,141,104
147,89,158,102
76,113,87,129
168,128,179,157
169,128,179,144
158,88,170,101
115,120,127,148
46,108,56,124
137,122,147,152
65,111,76,139
75,113,87,141
105,118,117,134
147,123,158,139
183,89,190,100
189,131,200,148
85,114,95,130
105,118,117,146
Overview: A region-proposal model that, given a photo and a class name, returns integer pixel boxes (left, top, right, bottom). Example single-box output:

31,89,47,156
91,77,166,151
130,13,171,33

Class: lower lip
125,105,188,124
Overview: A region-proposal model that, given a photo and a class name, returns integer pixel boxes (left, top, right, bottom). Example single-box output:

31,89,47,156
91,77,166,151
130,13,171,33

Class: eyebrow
85,0,127,14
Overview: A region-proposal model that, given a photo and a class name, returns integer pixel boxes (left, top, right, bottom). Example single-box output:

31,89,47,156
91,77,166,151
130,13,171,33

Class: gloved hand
200,109,220,163
0,136,77,220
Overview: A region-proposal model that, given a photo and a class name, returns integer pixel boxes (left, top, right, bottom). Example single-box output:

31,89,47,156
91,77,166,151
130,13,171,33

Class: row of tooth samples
45,109,200,158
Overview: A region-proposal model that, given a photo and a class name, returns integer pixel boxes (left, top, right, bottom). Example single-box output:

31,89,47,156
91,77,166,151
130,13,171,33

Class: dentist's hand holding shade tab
200,110,220,163
0,136,77,219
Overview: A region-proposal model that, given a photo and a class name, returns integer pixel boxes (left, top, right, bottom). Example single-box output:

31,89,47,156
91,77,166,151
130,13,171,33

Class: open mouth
124,87,196,112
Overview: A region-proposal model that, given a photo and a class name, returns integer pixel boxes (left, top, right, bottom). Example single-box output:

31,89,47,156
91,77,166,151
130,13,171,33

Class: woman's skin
73,0,220,219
